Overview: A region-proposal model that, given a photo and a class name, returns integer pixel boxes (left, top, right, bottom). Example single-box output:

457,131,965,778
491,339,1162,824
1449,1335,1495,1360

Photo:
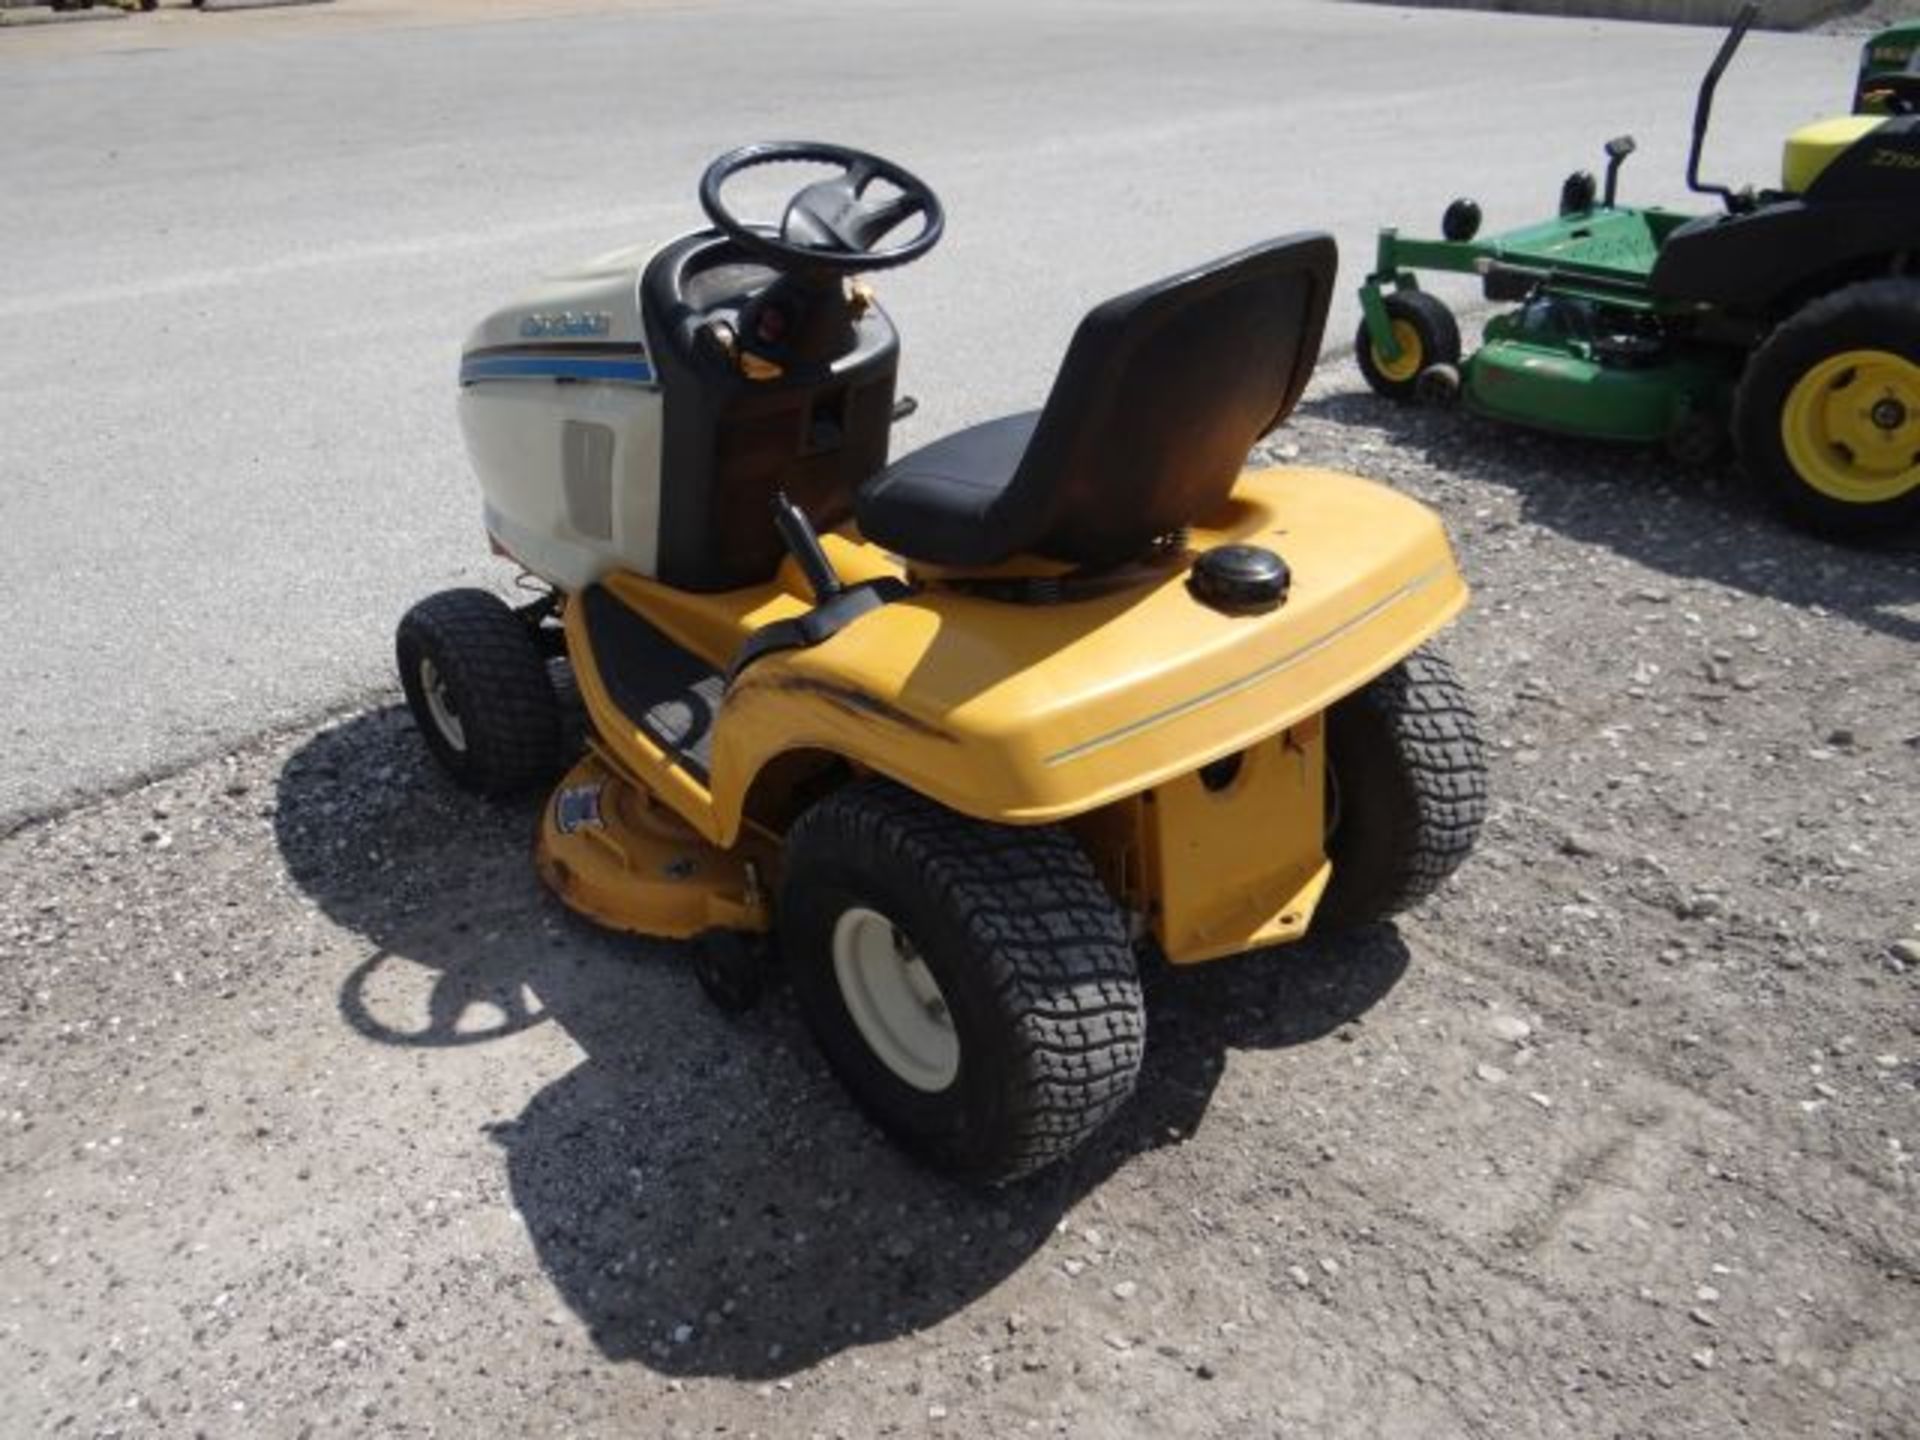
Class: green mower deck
1357,208,1736,449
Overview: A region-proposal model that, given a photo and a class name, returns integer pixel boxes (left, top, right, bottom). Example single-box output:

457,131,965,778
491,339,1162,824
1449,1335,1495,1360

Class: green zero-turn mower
1355,4,1920,538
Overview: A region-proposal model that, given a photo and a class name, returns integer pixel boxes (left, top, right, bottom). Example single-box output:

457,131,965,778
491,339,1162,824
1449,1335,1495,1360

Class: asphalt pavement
0,0,1862,827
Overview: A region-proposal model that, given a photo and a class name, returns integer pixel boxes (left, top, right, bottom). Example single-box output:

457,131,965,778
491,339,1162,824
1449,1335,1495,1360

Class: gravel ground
2,357,1917,1438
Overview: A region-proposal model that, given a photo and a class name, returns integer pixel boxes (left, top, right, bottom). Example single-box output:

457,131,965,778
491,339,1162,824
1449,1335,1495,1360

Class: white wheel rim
831,905,958,1093
419,657,467,753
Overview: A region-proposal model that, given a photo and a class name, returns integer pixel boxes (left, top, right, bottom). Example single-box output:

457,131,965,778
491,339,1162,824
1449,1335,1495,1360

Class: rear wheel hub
1781,349,1920,505
831,905,958,1092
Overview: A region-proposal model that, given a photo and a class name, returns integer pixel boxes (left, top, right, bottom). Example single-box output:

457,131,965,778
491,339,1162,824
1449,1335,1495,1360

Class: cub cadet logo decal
1869,148,1920,171
553,782,604,834
520,310,612,339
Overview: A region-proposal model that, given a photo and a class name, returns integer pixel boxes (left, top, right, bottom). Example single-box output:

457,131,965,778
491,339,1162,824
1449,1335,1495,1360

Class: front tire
781,781,1144,1183
1317,647,1487,932
1356,290,1462,402
396,588,562,797
1734,279,1920,539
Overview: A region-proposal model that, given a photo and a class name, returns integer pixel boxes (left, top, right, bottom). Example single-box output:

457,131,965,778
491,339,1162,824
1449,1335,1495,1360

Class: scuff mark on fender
732,674,958,744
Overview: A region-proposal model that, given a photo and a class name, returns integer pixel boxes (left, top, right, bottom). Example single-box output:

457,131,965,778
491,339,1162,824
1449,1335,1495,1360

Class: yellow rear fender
573,465,1468,850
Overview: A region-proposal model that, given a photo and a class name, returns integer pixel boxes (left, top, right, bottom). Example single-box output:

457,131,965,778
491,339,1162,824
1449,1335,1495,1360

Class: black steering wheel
698,141,944,275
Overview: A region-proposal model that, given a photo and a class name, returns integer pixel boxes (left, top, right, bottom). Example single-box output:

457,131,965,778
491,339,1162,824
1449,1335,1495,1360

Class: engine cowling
457,243,665,591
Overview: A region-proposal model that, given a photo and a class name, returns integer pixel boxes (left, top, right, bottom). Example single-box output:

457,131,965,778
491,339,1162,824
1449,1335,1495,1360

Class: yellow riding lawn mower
397,143,1486,1182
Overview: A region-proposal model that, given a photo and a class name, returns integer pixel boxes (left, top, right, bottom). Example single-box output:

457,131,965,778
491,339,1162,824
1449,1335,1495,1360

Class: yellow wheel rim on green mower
1780,349,1920,505
1372,319,1424,384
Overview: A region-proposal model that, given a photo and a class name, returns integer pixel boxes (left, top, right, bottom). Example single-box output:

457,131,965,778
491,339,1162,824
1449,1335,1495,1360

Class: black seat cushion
855,413,1040,567
855,232,1336,570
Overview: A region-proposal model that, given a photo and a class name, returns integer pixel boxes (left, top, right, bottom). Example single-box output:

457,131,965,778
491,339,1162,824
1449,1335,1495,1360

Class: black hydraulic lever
1687,2,1760,210
771,491,845,602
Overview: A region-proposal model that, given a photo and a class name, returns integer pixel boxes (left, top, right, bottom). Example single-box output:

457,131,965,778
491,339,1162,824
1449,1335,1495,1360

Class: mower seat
855,233,1337,570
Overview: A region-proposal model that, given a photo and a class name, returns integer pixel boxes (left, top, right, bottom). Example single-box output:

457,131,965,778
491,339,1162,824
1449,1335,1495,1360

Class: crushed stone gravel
2,358,1915,1437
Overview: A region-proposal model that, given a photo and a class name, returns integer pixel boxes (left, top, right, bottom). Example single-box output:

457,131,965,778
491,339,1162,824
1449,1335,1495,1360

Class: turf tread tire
1319,646,1486,931
1355,290,1463,402
781,780,1144,1183
1733,278,1920,539
396,588,562,797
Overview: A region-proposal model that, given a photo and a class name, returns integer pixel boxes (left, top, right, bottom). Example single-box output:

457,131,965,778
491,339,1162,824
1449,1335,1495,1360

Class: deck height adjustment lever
730,493,909,683
771,491,845,603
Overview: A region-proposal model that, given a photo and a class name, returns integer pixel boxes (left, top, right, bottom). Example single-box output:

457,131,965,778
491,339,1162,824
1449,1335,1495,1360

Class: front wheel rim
831,905,959,1092
418,656,468,753
1372,318,1424,384
1780,348,1920,505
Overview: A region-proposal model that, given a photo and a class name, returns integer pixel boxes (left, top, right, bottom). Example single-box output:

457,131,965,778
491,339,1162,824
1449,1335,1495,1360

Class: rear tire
1734,279,1920,539
1356,291,1462,402
781,780,1144,1183
396,589,562,797
1317,647,1487,932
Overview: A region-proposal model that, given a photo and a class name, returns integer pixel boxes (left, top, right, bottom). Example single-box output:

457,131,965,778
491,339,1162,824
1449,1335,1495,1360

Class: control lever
730,493,910,683
771,491,844,603
1602,135,1636,208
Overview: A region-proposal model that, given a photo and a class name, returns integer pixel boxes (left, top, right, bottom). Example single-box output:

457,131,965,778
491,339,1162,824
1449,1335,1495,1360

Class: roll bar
1686,3,1761,210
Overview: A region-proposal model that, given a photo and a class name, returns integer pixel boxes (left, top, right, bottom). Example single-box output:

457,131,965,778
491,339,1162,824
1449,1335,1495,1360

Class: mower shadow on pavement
273,705,1411,1380
1293,392,1920,646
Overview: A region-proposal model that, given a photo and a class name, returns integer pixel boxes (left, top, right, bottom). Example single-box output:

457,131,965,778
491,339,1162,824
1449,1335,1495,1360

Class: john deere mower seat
855,233,1338,570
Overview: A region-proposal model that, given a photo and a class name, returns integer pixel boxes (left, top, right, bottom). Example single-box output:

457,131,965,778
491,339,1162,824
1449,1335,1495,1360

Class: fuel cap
1189,544,1290,614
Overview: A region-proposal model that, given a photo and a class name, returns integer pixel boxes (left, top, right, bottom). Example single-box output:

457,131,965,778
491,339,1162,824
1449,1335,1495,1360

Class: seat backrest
994,233,1337,568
